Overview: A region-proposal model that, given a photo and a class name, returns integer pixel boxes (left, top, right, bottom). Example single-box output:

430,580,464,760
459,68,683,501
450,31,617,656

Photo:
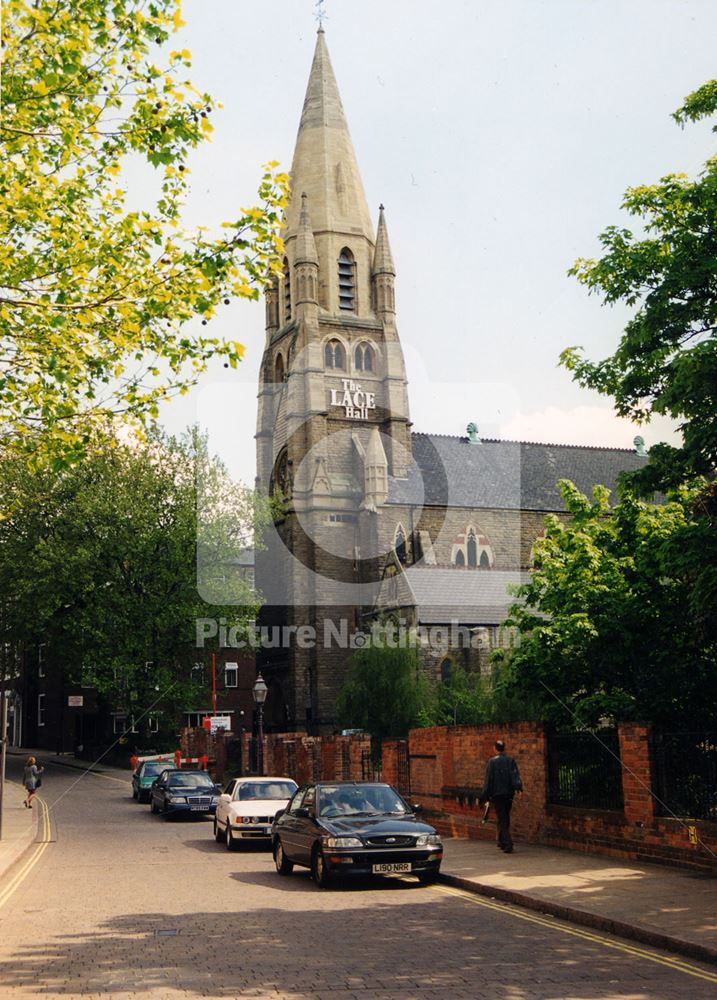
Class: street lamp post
252,673,268,775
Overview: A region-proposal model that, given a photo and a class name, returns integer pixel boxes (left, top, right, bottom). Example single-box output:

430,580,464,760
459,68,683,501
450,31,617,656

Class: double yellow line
0,795,53,911
433,882,717,985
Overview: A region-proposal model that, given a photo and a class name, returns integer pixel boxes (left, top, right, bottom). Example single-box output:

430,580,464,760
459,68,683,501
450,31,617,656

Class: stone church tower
255,28,411,732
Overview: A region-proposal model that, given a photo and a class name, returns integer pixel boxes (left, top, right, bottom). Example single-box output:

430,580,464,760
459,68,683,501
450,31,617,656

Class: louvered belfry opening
338,248,356,311
283,258,291,322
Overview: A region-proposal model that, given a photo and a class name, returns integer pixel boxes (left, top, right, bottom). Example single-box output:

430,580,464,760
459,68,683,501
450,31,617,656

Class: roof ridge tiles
410,431,638,454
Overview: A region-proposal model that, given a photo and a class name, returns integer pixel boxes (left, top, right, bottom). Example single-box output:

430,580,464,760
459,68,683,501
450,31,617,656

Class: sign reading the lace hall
329,379,376,420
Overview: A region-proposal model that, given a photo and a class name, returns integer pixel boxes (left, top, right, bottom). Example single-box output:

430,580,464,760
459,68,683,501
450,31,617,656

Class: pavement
0,777,39,884
3,746,716,972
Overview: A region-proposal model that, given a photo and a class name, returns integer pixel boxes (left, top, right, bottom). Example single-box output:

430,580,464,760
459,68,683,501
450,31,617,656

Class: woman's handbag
35,776,42,788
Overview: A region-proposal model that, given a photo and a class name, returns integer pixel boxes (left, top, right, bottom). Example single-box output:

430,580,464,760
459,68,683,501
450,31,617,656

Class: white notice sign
210,715,232,733
68,695,84,707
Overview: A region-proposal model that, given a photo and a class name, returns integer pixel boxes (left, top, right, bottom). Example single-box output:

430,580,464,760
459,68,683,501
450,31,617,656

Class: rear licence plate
372,862,411,874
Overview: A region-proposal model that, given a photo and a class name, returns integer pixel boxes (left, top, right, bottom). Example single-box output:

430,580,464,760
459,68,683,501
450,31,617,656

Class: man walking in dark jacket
479,740,523,853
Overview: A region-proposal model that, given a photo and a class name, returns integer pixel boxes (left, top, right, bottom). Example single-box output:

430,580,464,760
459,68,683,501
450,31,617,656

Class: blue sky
158,0,717,484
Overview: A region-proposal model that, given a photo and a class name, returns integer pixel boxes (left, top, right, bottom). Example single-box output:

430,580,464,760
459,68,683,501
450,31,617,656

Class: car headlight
167,795,186,803
415,834,442,847
323,836,363,849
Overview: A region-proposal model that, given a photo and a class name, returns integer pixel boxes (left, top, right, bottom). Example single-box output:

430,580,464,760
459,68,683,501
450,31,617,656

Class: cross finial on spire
314,0,327,32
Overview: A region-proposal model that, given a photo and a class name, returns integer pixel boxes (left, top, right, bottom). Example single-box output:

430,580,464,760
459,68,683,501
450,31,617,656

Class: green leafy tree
1,0,288,469
337,642,433,746
495,480,717,727
0,428,267,738
563,80,717,494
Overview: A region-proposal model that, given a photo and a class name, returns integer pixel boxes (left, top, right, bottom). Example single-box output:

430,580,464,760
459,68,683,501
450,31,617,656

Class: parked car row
130,760,443,888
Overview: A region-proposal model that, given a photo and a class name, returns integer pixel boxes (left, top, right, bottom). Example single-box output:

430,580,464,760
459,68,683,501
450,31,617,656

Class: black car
149,769,221,819
271,781,443,887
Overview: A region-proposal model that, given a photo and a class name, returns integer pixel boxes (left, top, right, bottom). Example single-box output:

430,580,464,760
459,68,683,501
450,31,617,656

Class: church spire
284,29,374,245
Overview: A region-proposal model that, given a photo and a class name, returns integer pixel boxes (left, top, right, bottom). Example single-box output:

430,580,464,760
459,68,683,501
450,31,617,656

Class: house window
283,257,291,322
37,693,46,727
38,643,46,678
324,339,345,369
225,663,238,688
338,248,356,311
395,525,407,564
354,343,373,372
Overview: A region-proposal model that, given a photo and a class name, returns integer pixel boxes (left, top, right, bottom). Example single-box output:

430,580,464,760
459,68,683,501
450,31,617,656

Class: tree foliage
563,80,717,494
0,0,289,469
496,480,717,727
0,428,267,734
337,642,432,744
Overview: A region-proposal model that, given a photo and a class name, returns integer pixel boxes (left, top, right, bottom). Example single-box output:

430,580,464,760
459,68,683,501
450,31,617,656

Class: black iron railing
547,729,624,811
651,731,717,822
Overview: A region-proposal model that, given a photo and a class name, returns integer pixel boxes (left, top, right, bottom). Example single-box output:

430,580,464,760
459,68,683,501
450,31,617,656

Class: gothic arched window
394,524,407,564
440,657,453,684
480,550,491,569
338,248,356,312
467,528,478,567
274,353,285,384
324,339,345,369
354,342,374,372
454,549,465,567
282,258,291,323
272,449,290,497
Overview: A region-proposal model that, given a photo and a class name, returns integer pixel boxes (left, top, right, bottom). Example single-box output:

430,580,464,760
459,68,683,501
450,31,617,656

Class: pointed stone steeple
372,204,396,321
372,204,395,276
294,192,319,314
284,29,374,250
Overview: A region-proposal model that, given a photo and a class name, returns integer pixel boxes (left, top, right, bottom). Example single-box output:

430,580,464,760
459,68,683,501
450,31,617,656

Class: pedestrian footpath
0,780,38,884
441,837,717,966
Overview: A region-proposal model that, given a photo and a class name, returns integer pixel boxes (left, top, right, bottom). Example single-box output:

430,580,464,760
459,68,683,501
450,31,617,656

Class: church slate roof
375,567,531,625
387,433,649,511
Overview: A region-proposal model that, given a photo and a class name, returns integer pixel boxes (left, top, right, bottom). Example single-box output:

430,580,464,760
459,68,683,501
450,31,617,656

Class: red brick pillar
618,722,655,825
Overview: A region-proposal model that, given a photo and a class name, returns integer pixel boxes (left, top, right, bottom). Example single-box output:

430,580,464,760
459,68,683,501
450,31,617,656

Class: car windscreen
318,784,409,818
142,762,169,775
236,781,297,800
167,774,215,789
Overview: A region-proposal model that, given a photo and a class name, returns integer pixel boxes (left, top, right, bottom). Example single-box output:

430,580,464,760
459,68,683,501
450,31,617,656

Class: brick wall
238,731,371,785
392,722,717,872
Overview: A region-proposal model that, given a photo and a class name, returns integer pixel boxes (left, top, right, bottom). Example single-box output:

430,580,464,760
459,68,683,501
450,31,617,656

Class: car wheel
311,847,332,888
214,818,226,843
417,870,439,885
274,839,293,875
226,824,239,851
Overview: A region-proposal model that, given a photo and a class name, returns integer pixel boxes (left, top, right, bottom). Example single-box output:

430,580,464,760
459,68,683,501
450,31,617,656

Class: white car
213,776,298,851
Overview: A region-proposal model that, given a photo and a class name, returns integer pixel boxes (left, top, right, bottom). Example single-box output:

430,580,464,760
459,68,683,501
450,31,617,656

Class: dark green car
132,761,177,803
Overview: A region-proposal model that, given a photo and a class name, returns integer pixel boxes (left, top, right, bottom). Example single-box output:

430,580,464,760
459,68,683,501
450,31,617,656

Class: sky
157,0,717,485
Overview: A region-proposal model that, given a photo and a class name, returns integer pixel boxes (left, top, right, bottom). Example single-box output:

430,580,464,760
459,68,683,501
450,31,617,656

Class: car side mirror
412,803,423,814
274,808,285,820
294,807,309,818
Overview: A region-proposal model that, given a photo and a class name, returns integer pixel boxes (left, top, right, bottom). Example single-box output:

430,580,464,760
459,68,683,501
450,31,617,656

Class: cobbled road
0,756,715,1000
